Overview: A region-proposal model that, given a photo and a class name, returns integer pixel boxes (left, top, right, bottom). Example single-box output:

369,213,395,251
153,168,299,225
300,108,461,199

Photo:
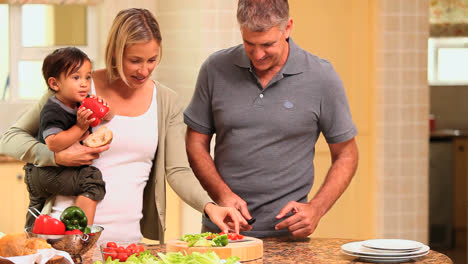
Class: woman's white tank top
51,82,158,242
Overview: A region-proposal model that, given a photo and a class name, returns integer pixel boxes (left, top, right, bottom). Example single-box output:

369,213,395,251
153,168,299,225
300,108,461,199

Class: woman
0,8,248,242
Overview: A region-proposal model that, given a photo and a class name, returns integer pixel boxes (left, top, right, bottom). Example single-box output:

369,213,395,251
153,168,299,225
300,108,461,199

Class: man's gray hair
237,0,289,32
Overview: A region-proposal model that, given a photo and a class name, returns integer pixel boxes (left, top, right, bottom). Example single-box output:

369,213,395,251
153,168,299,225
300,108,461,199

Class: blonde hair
105,8,162,85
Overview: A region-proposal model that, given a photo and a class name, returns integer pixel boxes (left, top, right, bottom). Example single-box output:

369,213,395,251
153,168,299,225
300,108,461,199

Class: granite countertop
83,237,453,264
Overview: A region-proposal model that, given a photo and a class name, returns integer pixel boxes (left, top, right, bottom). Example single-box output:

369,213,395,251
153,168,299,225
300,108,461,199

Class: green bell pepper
60,206,88,232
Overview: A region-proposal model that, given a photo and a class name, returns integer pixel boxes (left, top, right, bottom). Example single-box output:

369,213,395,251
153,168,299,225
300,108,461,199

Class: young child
24,47,111,228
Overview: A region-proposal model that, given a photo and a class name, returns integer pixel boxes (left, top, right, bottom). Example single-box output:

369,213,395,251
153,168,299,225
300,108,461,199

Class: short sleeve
184,59,215,135
319,62,358,144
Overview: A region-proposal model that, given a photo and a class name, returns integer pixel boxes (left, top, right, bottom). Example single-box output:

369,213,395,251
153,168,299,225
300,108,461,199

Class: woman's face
122,39,160,89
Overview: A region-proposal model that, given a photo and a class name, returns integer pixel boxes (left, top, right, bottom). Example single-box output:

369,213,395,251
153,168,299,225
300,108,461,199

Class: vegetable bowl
99,241,147,262
25,224,104,263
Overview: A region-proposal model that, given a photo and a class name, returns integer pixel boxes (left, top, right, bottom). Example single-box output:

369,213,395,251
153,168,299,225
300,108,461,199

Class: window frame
428,37,468,86
7,4,98,102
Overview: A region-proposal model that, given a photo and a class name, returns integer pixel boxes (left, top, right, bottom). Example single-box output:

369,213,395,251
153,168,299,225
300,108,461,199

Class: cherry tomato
106,242,117,248
103,247,118,260
117,252,129,262
136,245,145,253
127,243,137,249
128,247,137,256
117,246,126,253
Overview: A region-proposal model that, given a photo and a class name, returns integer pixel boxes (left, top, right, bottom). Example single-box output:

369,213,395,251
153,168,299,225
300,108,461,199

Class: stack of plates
341,239,430,263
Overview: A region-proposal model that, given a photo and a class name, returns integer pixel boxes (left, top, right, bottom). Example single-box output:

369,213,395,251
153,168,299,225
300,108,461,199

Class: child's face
54,60,92,108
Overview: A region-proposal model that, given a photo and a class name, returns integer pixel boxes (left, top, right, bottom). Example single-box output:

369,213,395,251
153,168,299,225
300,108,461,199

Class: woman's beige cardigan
0,82,213,243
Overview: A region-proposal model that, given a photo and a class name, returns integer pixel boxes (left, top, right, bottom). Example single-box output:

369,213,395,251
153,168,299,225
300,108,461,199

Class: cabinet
429,138,454,248
0,159,29,233
453,139,467,252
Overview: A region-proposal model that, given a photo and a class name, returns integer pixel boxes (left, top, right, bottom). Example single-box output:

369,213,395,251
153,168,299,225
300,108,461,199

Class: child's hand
89,94,110,107
77,106,94,130
89,94,114,121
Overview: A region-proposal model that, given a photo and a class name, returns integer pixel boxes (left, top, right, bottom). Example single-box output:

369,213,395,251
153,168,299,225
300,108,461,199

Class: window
428,37,468,85
0,4,97,102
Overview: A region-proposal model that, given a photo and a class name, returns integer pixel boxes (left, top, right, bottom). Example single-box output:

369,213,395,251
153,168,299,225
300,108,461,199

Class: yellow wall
290,0,376,239
53,5,87,46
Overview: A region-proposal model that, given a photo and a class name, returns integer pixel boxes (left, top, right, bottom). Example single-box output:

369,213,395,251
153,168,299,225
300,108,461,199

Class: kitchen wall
95,0,243,241
430,85,468,130
375,0,429,242
155,0,430,242
290,0,376,239
153,0,241,238
0,0,431,243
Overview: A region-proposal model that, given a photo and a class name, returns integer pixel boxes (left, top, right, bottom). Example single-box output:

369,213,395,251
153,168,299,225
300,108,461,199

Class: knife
228,238,254,243
247,217,256,225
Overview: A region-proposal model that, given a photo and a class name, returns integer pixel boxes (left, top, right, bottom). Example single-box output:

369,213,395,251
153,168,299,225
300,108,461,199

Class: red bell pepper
32,214,66,235
79,97,109,127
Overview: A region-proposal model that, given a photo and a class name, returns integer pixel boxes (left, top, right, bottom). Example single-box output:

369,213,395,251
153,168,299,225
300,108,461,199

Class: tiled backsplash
154,0,242,235
375,0,429,242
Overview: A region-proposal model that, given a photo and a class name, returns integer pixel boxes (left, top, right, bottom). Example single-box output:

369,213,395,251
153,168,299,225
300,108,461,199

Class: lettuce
93,249,239,264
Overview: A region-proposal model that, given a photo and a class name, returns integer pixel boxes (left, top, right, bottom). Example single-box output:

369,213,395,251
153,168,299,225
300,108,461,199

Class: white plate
341,250,429,263
341,241,430,257
362,239,424,251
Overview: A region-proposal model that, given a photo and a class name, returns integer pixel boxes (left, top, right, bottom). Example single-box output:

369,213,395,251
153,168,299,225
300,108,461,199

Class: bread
0,233,51,257
83,126,113,147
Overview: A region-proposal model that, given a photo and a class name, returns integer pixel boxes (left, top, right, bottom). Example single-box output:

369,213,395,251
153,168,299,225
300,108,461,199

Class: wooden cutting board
165,236,263,261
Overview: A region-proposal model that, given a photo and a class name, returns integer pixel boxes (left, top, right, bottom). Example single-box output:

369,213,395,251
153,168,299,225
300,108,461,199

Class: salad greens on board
94,251,240,264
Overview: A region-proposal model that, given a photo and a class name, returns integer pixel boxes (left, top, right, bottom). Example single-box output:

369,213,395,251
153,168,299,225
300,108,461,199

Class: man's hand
204,203,252,234
274,201,321,238
55,141,110,166
275,138,358,238
217,191,253,225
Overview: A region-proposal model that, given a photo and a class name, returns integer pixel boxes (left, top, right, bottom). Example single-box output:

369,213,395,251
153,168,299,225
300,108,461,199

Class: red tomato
127,243,136,249
136,245,145,253
103,247,118,260
106,242,117,248
128,247,138,256
117,246,126,253
237,234,244,239
117,252,129,262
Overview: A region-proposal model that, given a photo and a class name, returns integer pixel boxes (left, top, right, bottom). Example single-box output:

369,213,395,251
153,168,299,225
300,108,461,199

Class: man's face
241,19,292,73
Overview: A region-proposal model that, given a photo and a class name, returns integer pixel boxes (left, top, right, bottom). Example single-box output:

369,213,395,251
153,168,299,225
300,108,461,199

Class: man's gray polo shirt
184,38,357,237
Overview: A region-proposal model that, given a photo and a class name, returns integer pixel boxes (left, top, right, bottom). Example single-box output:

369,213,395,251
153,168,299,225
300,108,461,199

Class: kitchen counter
84,237,453,264
431,129,468,139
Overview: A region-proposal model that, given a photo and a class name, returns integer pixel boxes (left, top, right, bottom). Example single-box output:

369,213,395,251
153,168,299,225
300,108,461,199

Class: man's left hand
274,201,321,238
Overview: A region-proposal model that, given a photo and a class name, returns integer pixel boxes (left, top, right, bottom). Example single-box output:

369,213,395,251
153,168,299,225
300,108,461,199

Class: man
184,0,358,238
